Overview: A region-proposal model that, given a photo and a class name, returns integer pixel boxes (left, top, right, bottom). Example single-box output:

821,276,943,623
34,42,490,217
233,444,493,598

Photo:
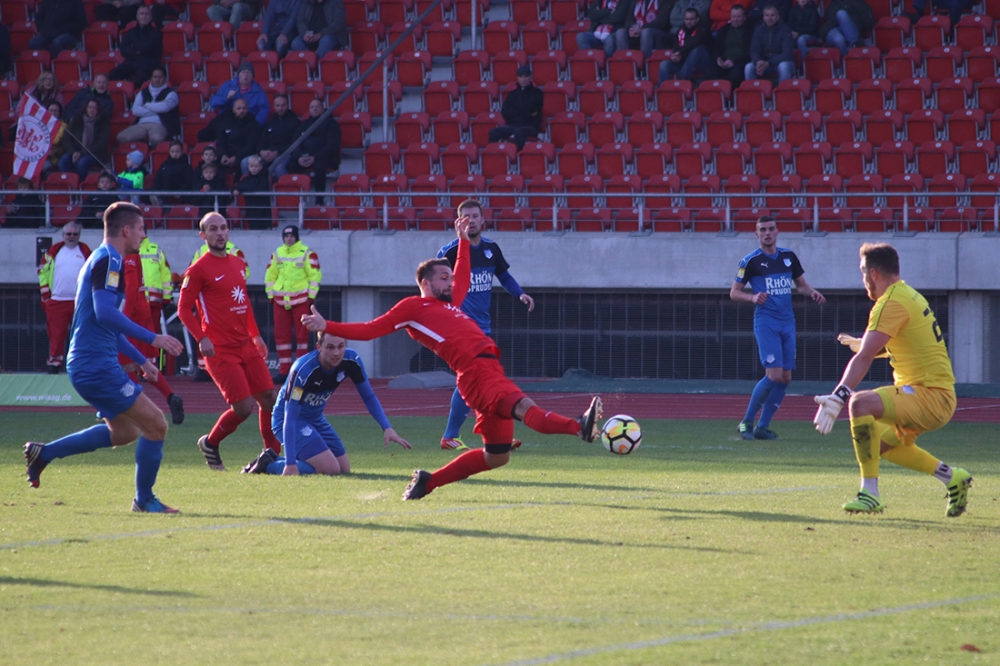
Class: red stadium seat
625,110,663,148
577,80,614,116
780,111,819,146
706,111,743,148
654,77,693,113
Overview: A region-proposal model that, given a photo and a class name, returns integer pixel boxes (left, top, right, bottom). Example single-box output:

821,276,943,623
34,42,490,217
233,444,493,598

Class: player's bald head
199,212,227,232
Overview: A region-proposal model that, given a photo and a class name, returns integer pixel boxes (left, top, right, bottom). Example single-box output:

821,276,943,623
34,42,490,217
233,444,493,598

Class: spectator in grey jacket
788,0,820,55
292,0,348,58
745,4,795,81
617,0,666,53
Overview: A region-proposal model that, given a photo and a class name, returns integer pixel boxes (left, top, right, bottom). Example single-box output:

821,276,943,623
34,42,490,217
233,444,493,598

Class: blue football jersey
67,243,128,380
273,348,368,426
735,247,804,323
438,237,511,334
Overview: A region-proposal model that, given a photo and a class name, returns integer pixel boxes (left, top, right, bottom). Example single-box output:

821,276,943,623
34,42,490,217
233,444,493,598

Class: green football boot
945,469,973,518
843,489,885,514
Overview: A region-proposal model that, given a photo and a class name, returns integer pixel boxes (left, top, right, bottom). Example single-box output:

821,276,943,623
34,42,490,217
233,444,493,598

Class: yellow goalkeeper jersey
867,280,955,389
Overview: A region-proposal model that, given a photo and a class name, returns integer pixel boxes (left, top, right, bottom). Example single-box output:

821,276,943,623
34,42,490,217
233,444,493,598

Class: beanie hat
127,150,144,167
282,224,299,241
237,61,255,75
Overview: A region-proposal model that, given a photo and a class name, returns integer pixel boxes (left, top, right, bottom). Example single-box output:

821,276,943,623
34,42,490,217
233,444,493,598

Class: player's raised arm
794,275,825,304
814,329,891,434
301,305,327,332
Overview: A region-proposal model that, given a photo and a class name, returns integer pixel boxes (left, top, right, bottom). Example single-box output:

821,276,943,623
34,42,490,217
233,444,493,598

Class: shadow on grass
650,506,983,531
0,576,199,597
270,517,732,553
446,477,663,493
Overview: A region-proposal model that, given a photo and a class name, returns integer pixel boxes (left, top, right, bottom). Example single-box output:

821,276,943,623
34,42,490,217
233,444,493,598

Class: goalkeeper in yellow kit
813,242,972,517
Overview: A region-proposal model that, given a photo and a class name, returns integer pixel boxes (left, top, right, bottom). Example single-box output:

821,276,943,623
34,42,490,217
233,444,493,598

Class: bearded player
302,216,602,500
178,212,280,471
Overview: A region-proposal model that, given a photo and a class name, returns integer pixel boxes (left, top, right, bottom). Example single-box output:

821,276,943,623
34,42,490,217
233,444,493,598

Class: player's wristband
833,384,853,402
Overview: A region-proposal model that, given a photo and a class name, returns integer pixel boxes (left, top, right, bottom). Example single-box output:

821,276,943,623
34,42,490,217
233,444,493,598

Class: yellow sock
881,444,941,475
850,415,880,478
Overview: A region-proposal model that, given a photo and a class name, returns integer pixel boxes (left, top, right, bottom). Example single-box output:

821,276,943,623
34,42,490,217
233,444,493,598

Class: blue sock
41,424,113,462
134,437,163,504
757,382,788,428
265,457,317,475
742,377,777,424
442,387,471,440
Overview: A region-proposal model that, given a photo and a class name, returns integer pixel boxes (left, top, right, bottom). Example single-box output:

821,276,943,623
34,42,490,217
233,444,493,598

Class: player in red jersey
177,212,280,471
302,216,603,500
119,254,185,424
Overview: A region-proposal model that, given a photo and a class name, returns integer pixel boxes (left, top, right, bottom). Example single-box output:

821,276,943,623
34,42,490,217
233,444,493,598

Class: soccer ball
600,415,642,455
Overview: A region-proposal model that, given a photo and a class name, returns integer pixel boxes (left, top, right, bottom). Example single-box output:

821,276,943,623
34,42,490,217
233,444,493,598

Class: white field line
0,485,834,551
492,595,998,666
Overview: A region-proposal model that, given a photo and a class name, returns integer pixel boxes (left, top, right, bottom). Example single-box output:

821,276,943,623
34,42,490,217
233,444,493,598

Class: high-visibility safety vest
191,241,250,280
264,241,321,308
139,237,173,305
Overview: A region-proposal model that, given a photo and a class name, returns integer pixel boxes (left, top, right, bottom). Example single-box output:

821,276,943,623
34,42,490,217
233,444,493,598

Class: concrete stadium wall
4,228,998,381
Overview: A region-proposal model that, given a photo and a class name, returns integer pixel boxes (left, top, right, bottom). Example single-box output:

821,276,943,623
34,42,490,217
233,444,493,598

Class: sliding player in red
302,216,602,500
178,212,280,471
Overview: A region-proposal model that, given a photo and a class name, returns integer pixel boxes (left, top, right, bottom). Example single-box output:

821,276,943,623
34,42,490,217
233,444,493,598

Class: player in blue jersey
435,199,534,450
23,202,185,513
241,332,411,475
730,216,825,440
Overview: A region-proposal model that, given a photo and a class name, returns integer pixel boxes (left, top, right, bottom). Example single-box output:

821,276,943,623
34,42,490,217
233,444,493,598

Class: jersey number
923,308,944,343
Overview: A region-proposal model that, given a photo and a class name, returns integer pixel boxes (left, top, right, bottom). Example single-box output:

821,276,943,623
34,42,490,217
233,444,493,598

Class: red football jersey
178,251,260,348
324,239,499,372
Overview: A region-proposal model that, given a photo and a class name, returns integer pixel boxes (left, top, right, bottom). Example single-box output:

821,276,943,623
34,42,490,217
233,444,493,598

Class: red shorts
205,338,274,404
457,355,526,445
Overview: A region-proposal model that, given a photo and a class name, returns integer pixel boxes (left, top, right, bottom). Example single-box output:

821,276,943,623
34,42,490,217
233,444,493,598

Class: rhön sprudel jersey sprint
273,348,371,427
735,247,804,323
438,238,511,333
67,243,128,378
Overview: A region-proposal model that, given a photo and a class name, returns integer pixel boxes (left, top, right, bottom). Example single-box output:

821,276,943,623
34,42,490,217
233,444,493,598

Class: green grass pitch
1,411,998,665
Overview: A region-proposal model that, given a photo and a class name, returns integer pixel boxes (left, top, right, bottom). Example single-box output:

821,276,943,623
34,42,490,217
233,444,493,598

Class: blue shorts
70,367,143,421
273,417,346,461
754,318,797,370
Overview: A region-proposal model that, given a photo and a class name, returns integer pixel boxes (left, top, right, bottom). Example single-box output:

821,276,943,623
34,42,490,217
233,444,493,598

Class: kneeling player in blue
24,202,185,513
730,216,825,440
241,332,411,475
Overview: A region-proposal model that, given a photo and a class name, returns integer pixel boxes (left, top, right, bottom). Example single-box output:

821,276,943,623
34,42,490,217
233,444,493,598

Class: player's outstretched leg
24,424,114,488
24,442,48,488
577,397,603,442
945,468,973,518
516,396,602,442
403,469,433,500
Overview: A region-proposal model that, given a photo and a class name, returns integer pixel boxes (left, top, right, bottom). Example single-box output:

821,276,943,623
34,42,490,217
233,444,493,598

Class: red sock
522,405,580,437
259,409,281,454
150,372,172,399
207,409,246,446
427,448,491,492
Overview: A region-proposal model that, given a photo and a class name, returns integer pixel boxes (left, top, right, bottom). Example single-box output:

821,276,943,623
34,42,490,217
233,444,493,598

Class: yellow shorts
875,384,956,447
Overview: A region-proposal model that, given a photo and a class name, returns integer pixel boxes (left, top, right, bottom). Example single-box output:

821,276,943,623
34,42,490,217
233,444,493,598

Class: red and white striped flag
13,94,61,181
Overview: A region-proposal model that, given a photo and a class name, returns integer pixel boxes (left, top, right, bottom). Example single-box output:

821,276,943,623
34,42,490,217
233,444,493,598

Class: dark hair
416,258,451,285
104,201,143,235
731,3,746,11
169,139,184,149
684,7,699,16
756,215,776,226
762,3,780,11
151,66,167,78
16,176,32,188
273,93,289,103
860,242,900,276
316,330,346,345
456,199,482,216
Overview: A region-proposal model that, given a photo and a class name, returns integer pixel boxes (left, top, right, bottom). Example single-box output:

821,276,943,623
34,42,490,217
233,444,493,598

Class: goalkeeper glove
813,384,852,435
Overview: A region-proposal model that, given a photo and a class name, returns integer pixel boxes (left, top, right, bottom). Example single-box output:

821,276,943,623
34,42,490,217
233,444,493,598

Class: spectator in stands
193,161,230,218
58,100,112,179
117,150,147,196
669,0,711,35
709,0,753,29
577,0,632,56
286,98,341,194
200,144,218,170
819,0,874,56
3,177,45,229
151,140,193,206
109,5,163,86
487,65,543,151
713,4,753,86
29,0,87,57
65,73,115,120
637,1,674,58
215,97,263,177
233,155,272,230
745,4,795,82
788,0,820,55
117,67,180,147
907,0,972,33
16,72,66,116
658,9,713,84
97,0,181,28
209,62,270,127
256,0,302,58
616,0,665,52
43,102,68,177
0,24,11,77
254,93,300,177
292,0,349,58
207,0,261,30
77,171,121,228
